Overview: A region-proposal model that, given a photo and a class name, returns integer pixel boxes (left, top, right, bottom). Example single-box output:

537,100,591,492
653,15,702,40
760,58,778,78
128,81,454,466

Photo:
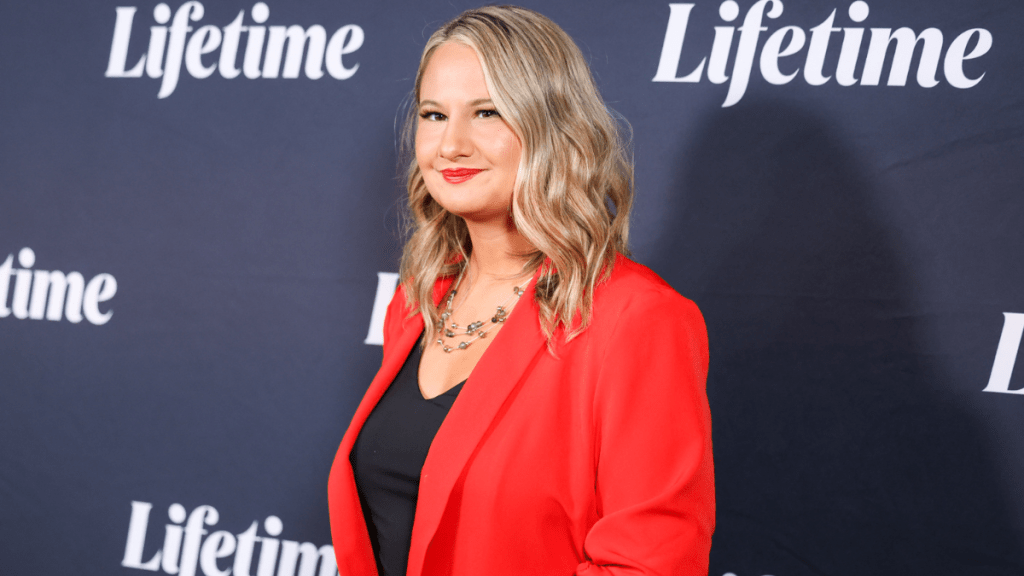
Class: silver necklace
435,266,528,353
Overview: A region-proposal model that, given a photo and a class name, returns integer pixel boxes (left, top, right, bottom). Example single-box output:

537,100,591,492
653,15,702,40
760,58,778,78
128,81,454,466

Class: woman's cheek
415,125,438,165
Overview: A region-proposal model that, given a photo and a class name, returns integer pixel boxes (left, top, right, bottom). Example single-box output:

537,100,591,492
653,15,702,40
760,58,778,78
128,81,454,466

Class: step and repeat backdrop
2,1,1022,575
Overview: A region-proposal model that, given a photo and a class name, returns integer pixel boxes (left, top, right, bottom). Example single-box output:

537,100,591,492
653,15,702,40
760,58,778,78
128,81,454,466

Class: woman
328,6,714,576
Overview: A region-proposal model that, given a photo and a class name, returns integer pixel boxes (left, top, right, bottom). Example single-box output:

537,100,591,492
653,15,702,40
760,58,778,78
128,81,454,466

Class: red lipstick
441,168,483,184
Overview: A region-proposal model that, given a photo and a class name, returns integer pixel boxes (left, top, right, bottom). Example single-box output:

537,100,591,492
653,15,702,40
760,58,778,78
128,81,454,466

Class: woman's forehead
419,43,490,102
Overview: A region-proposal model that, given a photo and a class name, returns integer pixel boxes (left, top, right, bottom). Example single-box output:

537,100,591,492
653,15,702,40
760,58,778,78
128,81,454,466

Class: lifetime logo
653,1,993,107
0,248,117,326
123,501,338,576
106,2,364,98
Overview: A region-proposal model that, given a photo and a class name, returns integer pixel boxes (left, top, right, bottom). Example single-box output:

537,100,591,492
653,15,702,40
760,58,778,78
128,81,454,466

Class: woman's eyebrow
418,98,494,108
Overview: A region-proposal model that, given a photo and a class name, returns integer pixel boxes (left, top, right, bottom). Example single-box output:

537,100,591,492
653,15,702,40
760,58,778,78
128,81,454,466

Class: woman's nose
439,115,472,160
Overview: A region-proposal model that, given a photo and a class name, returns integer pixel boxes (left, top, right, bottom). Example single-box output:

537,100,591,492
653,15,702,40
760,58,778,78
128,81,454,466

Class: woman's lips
441,168,483,184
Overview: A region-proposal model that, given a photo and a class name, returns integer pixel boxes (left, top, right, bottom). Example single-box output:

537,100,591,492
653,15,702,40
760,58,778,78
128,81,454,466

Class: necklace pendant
458,341,469,350
445,330,455,338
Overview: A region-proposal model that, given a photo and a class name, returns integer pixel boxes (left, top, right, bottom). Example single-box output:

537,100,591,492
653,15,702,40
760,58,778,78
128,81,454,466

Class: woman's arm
579,290,714,575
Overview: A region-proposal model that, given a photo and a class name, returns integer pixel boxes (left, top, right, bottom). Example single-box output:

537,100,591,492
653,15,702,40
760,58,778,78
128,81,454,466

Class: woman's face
416,42,522,225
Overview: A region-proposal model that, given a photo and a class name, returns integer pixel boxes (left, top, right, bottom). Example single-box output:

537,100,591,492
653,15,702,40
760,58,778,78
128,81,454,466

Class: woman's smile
440,167,484,184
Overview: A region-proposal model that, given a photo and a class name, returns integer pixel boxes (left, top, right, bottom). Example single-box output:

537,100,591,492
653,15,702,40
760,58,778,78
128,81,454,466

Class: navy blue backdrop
2,1,1022,575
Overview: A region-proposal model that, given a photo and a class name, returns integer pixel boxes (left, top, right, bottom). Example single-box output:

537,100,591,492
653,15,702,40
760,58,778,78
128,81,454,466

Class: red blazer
328,255,714,575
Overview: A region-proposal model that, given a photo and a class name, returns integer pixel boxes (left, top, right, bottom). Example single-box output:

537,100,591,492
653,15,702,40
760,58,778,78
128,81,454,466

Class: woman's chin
432,200,507,225
453,209,512,227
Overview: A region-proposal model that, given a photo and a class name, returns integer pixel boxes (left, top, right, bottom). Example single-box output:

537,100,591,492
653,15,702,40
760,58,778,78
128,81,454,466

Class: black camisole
349,335,465,576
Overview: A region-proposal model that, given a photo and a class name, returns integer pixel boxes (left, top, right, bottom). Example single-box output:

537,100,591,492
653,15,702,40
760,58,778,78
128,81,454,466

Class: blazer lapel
330,279,451,576
340,275,457,451
407,273,548,576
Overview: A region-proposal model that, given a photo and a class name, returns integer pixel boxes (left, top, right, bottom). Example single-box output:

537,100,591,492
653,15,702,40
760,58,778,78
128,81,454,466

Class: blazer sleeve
578,290,714,576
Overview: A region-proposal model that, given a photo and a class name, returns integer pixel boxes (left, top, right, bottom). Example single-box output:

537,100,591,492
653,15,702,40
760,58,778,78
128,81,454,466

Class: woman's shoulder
597,254,702,320
391,274,456,314
590,255,708,368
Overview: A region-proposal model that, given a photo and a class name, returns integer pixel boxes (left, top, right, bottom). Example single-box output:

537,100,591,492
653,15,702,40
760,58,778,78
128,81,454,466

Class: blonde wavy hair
399,5,633,346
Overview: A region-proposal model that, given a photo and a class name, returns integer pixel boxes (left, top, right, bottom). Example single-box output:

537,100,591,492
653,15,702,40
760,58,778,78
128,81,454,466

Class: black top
350,336,465,576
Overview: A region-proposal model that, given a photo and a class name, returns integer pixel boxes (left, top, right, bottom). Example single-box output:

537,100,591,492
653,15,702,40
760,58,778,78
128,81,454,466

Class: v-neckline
421,379,466,401
412,335,468,401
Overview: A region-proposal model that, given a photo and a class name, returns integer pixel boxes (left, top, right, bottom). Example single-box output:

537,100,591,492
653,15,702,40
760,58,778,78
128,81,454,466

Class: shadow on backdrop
648,101,1023,575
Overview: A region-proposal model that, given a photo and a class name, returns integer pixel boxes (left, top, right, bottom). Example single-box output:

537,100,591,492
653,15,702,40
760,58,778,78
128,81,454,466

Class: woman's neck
463,216,537,286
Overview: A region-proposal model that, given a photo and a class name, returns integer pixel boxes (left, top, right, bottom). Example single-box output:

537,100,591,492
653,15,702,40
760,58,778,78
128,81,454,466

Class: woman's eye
420,111,445,121
477,109,500,118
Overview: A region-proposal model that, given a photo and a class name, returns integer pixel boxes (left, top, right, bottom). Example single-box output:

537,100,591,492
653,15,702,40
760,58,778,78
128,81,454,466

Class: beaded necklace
435,266,529,353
